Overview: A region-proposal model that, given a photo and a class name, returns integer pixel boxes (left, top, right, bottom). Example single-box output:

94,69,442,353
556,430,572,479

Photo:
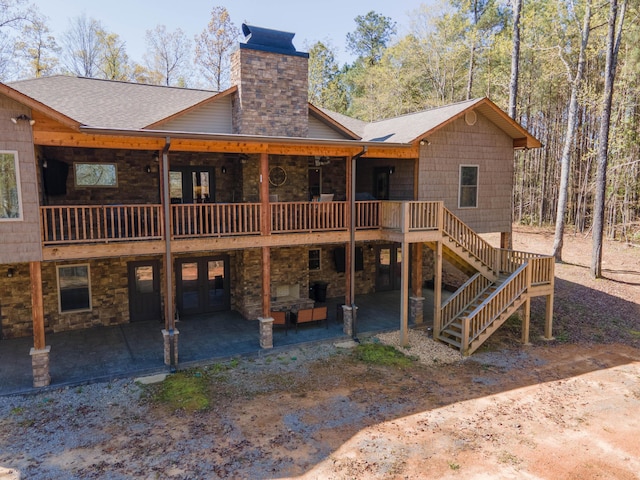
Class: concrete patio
0,289,438,396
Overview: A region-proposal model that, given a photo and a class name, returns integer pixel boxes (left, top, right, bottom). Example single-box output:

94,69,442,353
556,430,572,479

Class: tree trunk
591,0,626,278
508,0,522,119
552,0,591,262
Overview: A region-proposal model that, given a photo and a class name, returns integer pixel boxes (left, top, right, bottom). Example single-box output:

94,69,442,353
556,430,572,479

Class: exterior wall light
11,114,36,126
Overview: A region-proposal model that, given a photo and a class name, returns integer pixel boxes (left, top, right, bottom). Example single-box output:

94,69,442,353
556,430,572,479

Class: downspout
160,137,176,368
350,146,367,341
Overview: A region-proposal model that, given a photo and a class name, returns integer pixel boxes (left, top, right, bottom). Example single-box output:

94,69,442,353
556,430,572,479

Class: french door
176,256,230,316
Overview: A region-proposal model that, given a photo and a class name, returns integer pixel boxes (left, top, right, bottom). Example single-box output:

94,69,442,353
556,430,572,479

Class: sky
31,0,427,68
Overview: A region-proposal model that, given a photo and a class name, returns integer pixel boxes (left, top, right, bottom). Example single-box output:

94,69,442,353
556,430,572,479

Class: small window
0,151,23,220
459,165,478,208
74,163,118,187
57,264,91,312
308,249,321,271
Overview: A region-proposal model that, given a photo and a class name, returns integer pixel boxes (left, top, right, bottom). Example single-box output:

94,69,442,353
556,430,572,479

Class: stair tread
442,329,462,339
438,336,461,348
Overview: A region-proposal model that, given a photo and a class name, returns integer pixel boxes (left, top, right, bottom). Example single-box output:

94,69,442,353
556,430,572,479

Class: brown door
128,261,161,322
176,256,230,316
375,244,402,291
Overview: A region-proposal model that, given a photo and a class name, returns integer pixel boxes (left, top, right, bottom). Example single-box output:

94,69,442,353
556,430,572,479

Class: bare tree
15,12,59,77
194,6,239,91
591,0,627,278
61,13,104,77
507,0,522,119
144,25,192,86
552,0,592,262
0,0,40,79
97,31,130,80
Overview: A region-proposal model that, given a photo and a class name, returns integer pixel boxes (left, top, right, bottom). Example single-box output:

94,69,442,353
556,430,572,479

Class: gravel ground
374,329,462,365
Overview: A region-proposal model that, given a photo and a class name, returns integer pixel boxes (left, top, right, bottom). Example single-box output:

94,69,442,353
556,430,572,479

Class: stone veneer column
162,329,179,366
30,346,51,388
410,296,425,325
259,317,274,349
342,305,359,336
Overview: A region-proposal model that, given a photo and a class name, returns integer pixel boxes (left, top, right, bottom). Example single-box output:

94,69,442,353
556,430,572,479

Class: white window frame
308,248,321,271
57,264,92,313
0,150,23,221
458,164,479,209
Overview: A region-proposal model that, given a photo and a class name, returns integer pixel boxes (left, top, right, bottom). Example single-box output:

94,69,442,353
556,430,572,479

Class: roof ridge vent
240,24,308,58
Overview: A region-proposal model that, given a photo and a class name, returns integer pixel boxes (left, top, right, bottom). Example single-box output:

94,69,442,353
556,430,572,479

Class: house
0,24,554,388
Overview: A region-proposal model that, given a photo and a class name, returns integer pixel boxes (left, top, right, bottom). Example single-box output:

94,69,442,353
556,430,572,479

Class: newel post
522,262,533,345
461,316,470,356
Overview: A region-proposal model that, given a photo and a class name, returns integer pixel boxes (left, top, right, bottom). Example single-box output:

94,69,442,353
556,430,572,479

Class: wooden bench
293,306,328,332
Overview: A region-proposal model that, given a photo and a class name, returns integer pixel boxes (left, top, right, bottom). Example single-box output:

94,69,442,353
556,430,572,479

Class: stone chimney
230,24,309,137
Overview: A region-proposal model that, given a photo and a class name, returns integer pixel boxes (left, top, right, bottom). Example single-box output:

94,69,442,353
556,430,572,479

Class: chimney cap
240,24,308,58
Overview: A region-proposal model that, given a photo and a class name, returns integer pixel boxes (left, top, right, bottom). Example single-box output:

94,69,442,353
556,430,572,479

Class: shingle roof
7,75,218,129
361,99,483,143
5,76,539,148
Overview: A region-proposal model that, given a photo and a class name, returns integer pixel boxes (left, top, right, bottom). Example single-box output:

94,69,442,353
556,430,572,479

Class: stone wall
308,243,376,299
42,258,131,333
39,147,161,205
230,48,309,138
268,156,346,202
0,263,33,339
235,248,262,319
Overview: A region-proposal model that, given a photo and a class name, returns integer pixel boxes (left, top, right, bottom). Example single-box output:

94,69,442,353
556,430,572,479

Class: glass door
176,256,230,316
128,261,161,322
375,244,402,291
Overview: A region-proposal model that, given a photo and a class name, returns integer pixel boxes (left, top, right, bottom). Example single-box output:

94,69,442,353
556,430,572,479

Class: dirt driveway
1,227,639,479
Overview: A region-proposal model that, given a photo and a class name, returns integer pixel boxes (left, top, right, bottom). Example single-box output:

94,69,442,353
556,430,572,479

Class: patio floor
0,289,438,396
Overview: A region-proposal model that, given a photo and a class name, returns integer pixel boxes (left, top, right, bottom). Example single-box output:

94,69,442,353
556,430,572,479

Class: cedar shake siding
0,96,42,264
417,112,514,234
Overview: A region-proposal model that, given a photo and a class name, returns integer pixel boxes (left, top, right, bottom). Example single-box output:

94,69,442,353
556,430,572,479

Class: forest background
1,0,638,256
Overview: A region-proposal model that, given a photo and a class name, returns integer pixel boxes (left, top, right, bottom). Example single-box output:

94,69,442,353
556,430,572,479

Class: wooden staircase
426,207,554,355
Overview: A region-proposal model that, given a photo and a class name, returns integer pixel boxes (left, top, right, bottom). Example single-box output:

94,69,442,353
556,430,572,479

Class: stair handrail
462,262,529,348
441,207,497,273
440,273,491,333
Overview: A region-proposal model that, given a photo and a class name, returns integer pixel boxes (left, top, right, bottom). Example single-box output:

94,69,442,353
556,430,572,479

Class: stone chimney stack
230,24,309,137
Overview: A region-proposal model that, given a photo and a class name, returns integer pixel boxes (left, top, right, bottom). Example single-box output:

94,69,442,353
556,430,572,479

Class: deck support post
433,240,443,338
30,261,50,387
544,294,554,339
261,246,271,318
411,243,424,324
399,229,410,349
521,298,531,345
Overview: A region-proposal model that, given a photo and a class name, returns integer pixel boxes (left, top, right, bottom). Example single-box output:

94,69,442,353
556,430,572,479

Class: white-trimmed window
74,162,118,187
0,151,23,220
308,249,321,271
459,165,479,208
57,264,92,313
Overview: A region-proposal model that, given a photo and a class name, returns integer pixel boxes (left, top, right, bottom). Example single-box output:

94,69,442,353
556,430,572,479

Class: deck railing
172,203,261,238
442,208,497,272
271,201,348,233
41,205,163,245
461,263,529,351
440,273,492,333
